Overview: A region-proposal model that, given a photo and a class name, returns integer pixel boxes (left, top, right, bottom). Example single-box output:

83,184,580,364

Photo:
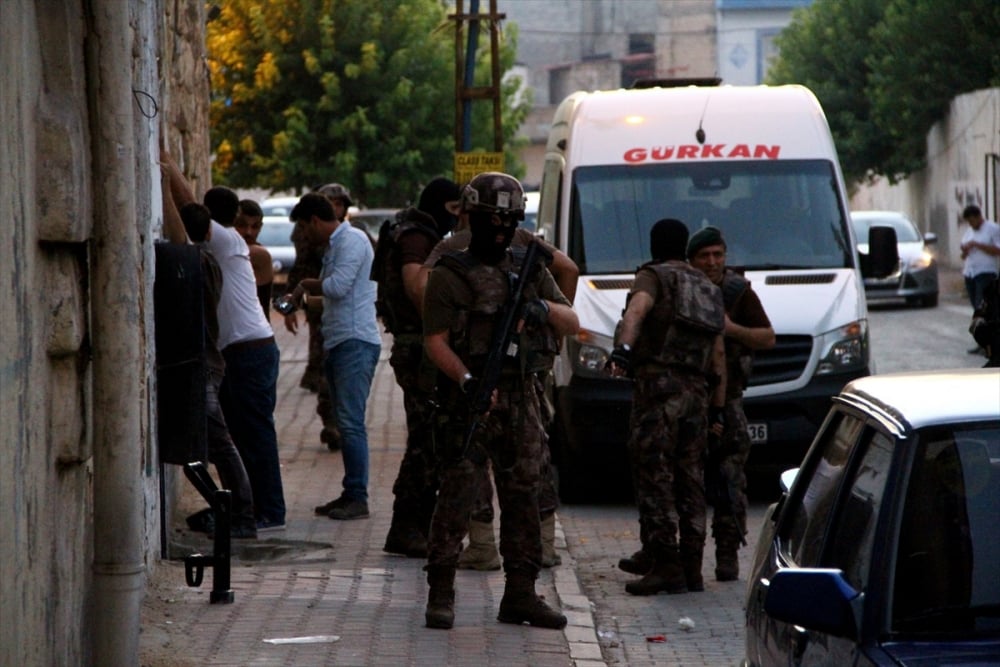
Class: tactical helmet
317,182,353,206
461,172,525,220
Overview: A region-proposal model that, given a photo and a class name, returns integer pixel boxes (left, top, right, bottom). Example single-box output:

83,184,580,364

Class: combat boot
457,520,501,571
383,520,428,558
540,513,561,568
681,546,705,593
617,548,654,576
715,544,740,582
424,565,456,629
497,571,567,629
625,550,687,596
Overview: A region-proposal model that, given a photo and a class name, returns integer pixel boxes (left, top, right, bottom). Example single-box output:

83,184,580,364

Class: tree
207,0,530,206
866,0,1000,180
768,0,1000,184
767,0,893,185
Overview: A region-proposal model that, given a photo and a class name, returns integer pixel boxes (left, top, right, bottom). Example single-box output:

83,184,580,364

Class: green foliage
768,0,1000,185
207,0,529,206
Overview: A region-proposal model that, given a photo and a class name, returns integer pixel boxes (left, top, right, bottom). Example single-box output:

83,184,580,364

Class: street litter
646,634,667,643
263,635,340,645
678,617,695,631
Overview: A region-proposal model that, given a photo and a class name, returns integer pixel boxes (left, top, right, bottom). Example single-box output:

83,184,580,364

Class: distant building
501,0,812,185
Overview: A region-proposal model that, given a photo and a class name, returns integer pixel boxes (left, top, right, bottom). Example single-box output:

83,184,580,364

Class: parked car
744,368,1000,667
852,210,939,307
260,196,299,221
348,207,399,242
255,220,296,280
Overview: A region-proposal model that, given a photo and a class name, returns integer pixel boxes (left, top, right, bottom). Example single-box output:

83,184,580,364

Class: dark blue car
744,369,1000,666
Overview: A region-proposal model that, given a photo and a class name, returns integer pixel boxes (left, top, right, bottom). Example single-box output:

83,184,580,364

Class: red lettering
754,144,780,159
651,146,675,160
624,147,647,163
728,144,750,158
623,143,781,162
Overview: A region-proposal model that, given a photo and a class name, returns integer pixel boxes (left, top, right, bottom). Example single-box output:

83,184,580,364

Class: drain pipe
87,1,146,664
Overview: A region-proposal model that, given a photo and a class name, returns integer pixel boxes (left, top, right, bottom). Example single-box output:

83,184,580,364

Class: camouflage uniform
626,260,724,591
378,208,444,552
710,270,770,568
423,247,567,576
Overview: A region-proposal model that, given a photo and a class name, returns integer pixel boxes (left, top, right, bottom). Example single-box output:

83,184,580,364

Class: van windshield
567,160,853,274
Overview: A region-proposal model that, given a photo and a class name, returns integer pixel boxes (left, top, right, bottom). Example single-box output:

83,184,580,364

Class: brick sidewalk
140,316,596,666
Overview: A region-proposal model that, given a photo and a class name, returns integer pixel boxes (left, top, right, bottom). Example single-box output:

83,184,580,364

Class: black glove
708,406,726,432
521,298,550,329
606,345,632,375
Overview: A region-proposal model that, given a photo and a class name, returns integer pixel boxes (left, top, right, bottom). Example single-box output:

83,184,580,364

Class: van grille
590,278,634,290
748,335,813,386
765,273,836,285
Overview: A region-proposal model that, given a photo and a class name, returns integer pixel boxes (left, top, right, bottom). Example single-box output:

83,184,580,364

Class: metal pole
462,0,480,152
87,0,147,663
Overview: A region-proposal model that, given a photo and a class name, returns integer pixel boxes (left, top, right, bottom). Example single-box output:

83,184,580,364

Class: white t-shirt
203,221,273,349
962,219,1000,277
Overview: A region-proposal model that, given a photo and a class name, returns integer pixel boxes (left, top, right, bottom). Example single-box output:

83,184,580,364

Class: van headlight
815,320,868,375
567,329,622,379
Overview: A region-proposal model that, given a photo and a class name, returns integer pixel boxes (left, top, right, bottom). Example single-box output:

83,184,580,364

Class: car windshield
892,423,1000,636
852,215,921,243
567,159,853,274
256,222,294,247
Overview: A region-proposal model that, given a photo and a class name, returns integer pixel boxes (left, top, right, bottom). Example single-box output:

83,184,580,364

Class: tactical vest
720,270,754,395
435,246,558,376
633,260,725,376
371,210,440,335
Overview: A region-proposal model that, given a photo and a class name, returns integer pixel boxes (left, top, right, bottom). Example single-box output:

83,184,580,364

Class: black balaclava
468,211,517,265
649,218,690,262
417,177,462,237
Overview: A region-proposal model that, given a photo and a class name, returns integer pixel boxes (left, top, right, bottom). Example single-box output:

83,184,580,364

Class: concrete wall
850,88,1000,271
0,1,208,663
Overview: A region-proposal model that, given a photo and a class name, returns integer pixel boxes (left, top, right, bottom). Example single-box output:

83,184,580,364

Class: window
826,430,893,589
782,412,863,566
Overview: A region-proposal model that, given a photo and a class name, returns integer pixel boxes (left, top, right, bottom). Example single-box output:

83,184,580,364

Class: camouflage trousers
627,372,709,559
428,376,545,575
302,310,336,437
468,372,559,523
387,337,439,535
710,397,750,547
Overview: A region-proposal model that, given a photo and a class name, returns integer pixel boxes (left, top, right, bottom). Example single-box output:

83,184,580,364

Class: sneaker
328,499,369,521
231,525,258,540
314,496,349,516
256,518,286,533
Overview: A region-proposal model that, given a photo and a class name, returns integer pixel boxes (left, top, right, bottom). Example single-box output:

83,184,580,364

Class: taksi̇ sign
454,152,504,185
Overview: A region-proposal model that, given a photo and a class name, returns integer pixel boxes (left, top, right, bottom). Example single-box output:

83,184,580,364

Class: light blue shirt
319,222,381,349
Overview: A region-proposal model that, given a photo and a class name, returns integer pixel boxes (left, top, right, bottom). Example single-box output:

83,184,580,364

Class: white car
852,210,939,308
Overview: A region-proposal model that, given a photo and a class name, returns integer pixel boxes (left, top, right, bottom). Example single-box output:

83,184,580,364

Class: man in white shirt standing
960,205,1000,353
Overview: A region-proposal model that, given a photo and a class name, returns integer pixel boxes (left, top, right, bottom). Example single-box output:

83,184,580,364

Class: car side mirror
764,568,862,639
923,231,938,245
860,225,899,279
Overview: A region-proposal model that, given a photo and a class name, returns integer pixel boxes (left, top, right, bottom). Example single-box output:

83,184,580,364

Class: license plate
748,423,768,444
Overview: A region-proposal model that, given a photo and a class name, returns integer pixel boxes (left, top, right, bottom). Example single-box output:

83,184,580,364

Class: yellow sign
454,152,504,185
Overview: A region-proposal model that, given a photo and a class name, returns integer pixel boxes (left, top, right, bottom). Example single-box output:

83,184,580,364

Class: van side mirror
860,225,899,279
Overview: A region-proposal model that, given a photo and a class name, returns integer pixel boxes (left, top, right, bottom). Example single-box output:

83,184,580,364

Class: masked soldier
373,178,463,556
421,172,579,629
607,218,726,595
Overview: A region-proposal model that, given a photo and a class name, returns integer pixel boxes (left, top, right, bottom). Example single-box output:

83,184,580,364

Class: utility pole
450,0,505,184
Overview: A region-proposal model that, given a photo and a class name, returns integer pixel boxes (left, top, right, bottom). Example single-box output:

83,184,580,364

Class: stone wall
0,1,210,663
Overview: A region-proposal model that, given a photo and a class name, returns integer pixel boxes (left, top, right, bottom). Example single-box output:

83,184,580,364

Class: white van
538,83,872,499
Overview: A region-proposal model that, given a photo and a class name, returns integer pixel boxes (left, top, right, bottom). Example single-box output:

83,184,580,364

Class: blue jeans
221,339,286,523
324,339,380,502
966,272,999,310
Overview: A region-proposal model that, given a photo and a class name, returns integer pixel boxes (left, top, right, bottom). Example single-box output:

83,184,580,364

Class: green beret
686,225,725,258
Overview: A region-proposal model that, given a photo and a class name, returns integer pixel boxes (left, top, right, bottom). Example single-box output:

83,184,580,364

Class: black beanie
650,218,689,261
418,177,462,235
686,225,725,258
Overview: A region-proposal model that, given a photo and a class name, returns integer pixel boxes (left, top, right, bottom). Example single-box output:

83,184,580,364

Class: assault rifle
460,240,553,459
